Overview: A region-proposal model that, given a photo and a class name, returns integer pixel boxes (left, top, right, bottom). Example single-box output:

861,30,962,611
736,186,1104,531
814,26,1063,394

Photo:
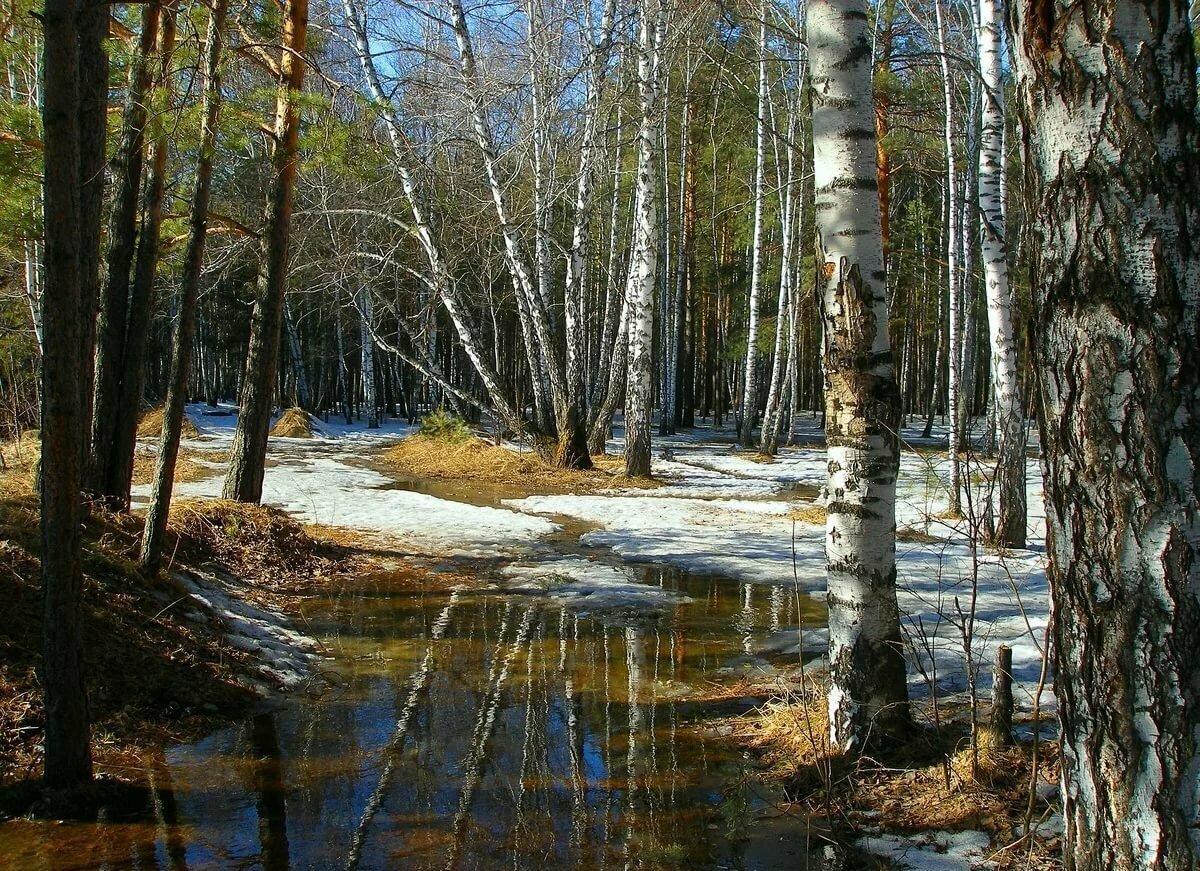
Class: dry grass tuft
726,675,1064,869
167,499,337,582
0,431,40,497
137,405,201,439
131,445,226,488
897,525,944,544
728,682,834,777
270,406,315,438
788,504,827,525
382,434,663,492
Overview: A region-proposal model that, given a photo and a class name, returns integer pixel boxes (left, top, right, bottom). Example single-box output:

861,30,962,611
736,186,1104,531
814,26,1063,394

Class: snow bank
174,568,320,693
500,557,690,615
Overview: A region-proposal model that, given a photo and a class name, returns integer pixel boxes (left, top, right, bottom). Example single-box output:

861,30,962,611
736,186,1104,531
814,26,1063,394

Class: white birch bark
934,0,963,514
976,0,1025,547
811,0,910,751
737,6,770,448
1012,1,1200,867
357,286,378,428
624,0,665,478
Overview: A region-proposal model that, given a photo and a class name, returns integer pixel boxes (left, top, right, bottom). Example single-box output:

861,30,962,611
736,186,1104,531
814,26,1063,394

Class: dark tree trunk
141,0,229,574
76,0,108,479
1013,1,1200,867
223,0,309,503
107,6,178,510
88,2,160,499
40,0,94,790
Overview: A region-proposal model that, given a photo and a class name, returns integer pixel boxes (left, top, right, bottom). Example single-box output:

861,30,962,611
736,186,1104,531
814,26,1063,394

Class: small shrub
417,408,475,443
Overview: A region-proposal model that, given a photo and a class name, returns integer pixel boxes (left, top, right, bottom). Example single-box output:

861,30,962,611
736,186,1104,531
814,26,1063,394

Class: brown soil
0,481,358,794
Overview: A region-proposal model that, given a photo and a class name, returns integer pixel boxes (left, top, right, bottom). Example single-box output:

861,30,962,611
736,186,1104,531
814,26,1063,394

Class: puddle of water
1,576,826,871
1,467,831,870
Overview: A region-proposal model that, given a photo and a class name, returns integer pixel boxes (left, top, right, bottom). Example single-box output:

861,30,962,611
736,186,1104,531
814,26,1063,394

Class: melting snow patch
857,829,995,870
500,557,689,616
173,569,320,693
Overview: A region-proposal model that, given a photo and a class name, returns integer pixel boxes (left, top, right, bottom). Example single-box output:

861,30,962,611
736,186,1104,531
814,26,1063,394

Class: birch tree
624,0,665,477
810,0,910,751
976,0,1025,547
737,5,769,449
1012,0,1200,867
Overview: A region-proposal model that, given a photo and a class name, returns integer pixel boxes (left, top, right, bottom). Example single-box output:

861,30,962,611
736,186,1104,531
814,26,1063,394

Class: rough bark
41,0,93,789
107,5,178,510
89,3,160,497
811,0,910,752
223,0,308,502
1012,0,1200,867
141,0,229,574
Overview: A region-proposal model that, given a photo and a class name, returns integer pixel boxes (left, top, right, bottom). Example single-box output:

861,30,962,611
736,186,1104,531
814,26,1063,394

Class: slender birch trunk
624,0,664,478
1012,2,1200,867
141,0,228,574
358,286,379,428
934,0,962,514
977,0,1025,547
737,7,770,449
811,0,910,752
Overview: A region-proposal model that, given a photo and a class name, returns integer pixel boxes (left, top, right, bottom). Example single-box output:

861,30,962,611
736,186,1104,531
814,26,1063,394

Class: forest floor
0,407,1062,868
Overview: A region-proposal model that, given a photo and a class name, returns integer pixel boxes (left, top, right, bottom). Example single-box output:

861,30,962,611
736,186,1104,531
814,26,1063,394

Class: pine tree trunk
1013,1,1200,867
223,0,308,503
41,0,93,789
106,7,177,510
76,0,108,478
811,0,910,752
978,0,1025,547
141,0,228,574
624,0,664,477
88,3,160,497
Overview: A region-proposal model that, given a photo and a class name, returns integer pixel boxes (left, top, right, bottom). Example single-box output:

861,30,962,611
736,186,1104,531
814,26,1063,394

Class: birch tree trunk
40,0,93,789
934,0,962,515
1012,1,1200,868
811,0,910,752
624,0,664,478
223,0,307,502
737,8,770,449
358,286,379,428
141,0,228,574
977,0,1025,547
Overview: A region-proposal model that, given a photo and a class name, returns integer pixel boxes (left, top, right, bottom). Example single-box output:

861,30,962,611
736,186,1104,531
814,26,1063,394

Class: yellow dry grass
727,676,1063,870
137,404,201,439
381,435,663,492
270,406,314,438
897,525,944,544
788,504,827,525
0,431,40,497
167,499,337,582
131,445,226,487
